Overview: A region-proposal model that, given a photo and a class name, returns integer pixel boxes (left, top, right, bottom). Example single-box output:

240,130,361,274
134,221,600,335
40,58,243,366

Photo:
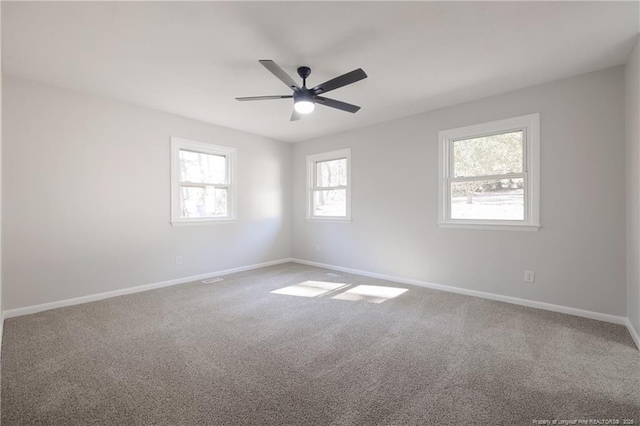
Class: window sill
171,218,237,226
438,221,540,232
306,217,352,223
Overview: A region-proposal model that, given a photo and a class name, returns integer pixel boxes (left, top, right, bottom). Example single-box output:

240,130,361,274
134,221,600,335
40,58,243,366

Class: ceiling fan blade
315,96,361,113
290,109,301,121
236,95,293,101
259,60,300,91
311,68,367,95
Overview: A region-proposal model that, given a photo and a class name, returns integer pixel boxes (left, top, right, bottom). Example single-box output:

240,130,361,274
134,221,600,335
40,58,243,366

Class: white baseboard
626,318,640,350
291,258,628,326
4,258,293,319
5,257,637,350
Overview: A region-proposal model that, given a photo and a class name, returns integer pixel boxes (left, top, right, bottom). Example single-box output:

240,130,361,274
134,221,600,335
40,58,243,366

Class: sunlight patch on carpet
331,285,408,304
271,281,348,298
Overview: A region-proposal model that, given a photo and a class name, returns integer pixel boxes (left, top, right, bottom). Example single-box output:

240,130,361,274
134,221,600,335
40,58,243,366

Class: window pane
179,149,226,184
317,158,347,187
313,189,346,217
180,186,228,218
451,178,524,220
453,131,523,178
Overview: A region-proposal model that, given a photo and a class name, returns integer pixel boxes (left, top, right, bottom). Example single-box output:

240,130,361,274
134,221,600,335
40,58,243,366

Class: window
170,137,236,225
307,148,351,221
438,114,540,231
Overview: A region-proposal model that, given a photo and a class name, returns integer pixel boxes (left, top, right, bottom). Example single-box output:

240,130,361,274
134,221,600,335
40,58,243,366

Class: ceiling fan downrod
297,66,311,89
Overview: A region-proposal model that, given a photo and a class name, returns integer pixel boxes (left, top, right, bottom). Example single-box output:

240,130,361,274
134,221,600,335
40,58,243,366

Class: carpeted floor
2,262,639,425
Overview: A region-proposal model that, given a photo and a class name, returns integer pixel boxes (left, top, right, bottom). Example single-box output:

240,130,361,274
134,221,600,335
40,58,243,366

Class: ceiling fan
236,60,367,121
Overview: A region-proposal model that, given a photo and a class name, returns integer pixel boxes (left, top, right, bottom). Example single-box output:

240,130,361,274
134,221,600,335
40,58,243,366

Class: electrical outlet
175,256,183,265
315,244,321,253
524,270,535,283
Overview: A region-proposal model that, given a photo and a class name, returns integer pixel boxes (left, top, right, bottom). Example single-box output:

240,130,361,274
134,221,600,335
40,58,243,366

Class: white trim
438,113,540,231
306,148,352,222
171,218,238,226
626,318,640,350
437,222,540,231
304,218,352,223
170,136,237,225
3,258,293,319
290,258,626,326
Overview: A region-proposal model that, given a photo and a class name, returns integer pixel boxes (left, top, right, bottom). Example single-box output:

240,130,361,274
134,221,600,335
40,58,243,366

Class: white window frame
438,113,540,231
306,148,352,222
170,137,237,226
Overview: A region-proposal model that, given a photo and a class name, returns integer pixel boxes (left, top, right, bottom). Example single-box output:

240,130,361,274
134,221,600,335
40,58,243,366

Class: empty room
1,1,639,424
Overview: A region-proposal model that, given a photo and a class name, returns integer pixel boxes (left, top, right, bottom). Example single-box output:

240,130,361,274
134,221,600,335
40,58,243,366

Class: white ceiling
3,1,639,143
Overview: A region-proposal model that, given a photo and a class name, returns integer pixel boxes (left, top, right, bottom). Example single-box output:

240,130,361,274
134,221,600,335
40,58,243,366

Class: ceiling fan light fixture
294,99,315,114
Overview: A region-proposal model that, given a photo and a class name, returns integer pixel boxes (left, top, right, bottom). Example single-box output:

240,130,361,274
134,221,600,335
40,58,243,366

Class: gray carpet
2,262,639,425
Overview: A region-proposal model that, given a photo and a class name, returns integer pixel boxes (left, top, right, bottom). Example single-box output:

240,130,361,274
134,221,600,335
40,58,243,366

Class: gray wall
2,75,292,310
293,66,627,317
2,65,631,320
626,37,640,336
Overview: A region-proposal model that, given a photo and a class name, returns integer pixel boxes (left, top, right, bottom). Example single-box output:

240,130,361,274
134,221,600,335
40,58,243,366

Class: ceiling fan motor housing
293,90,314,104
297,66,311,81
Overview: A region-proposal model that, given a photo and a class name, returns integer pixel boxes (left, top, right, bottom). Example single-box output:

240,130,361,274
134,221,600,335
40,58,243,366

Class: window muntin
438,114,540,231
307,149,351,221
171,137,236,225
